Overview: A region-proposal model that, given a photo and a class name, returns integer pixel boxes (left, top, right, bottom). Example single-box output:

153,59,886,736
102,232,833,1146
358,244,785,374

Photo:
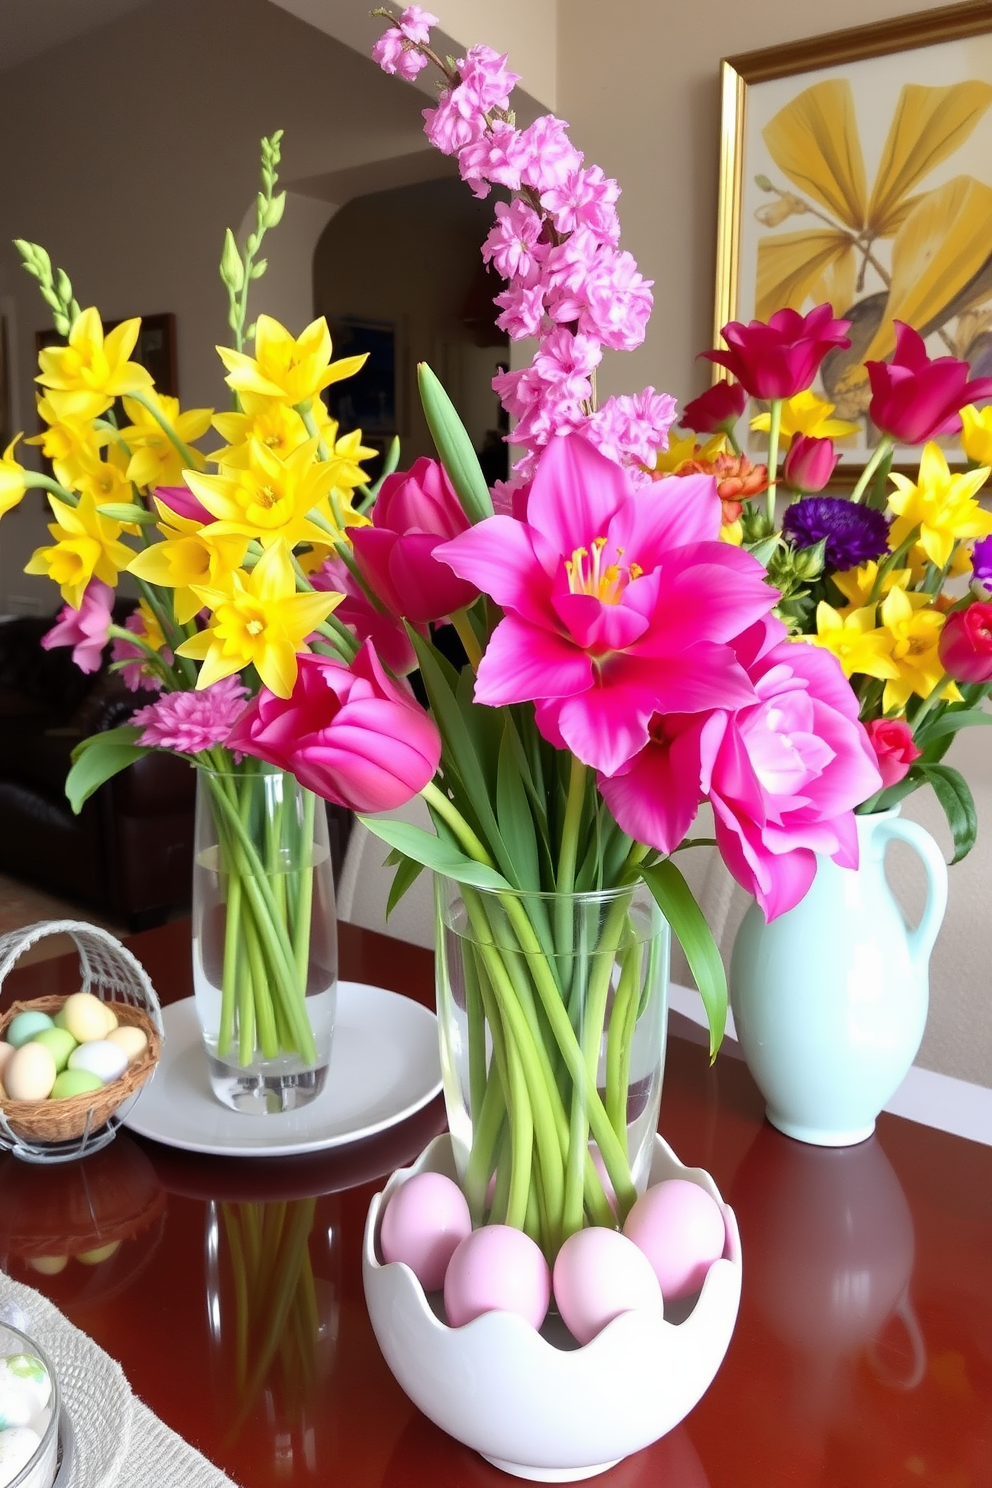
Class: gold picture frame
715,1,992,468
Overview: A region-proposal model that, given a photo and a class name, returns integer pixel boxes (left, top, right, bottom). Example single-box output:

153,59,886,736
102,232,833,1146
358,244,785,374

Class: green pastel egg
6,1011,55,1048
50,1069,103,1100
32,1027,78,1073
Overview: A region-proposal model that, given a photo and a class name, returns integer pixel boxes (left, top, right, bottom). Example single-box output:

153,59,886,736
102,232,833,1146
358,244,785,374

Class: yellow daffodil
888,441,992,568
127,505,249,624
24,490,133,608
26,395,111,488
120,391,213,489
36,308,152,418
0,437,28,520
807,602,900,682
211,394,311,467
720,519,744,545
75,445,133,510
831,561,911,612
904,540,973,586
183,436,368,549
877,586,962,712
216,315,366,407
750,390,860,440
960,404,992,467
176,540,342,696
132,598,168,653
652,431,725,475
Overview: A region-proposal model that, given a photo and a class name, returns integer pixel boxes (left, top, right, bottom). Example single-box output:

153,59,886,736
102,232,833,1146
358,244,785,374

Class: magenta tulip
782,433,839,493
701,305,851,400
679,381,747,435
310,552,417,676
226,642,442,812
864,718,921,788
866,323,992,444
938,602,992,684
154,484,214,524
350,457,479,623
40,579,114,674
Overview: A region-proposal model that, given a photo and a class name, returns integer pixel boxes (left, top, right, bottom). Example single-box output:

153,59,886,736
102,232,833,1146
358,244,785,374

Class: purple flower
782,496,890,572
972,534,992,588
132,677,249,755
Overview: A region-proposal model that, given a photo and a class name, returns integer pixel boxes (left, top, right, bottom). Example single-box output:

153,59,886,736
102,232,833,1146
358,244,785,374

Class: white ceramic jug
729,809,948,1146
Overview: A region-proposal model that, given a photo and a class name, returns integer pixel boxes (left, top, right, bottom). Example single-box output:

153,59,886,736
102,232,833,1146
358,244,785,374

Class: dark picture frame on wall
324,317,397,437
715,0,992,471
35,311,178,398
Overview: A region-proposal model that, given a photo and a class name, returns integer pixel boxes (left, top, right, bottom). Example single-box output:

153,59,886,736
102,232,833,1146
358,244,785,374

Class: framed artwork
35,312,178,397
325,317,397,436
715,1,992,468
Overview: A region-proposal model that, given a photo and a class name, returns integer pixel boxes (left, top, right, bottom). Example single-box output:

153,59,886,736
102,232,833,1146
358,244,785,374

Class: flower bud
782,433,839,493
937,602,992,683
864,718,921,788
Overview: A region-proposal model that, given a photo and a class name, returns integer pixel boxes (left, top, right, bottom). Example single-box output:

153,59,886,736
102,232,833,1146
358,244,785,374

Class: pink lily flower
435,434,774,776
866,323,992,444
701,305,851,401
40,579,114,674
226,642,442,812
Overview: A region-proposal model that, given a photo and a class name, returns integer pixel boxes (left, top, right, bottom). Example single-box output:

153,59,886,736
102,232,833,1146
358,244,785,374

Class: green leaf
920,763,977,863
385,851,427,920
66,727,153,814
641,859,727,1059
915,707,992,746
417,363,494,525
357,816,512,892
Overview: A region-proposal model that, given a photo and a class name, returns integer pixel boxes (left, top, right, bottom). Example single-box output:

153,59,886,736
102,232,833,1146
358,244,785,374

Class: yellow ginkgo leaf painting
729,24,992,461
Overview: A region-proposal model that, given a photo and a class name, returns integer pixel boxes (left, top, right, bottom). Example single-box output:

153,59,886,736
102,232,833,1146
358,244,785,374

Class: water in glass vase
193,764,338,1115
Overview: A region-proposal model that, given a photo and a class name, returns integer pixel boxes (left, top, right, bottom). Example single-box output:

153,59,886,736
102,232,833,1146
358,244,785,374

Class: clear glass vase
435,877,669,1260
192,761,337,1114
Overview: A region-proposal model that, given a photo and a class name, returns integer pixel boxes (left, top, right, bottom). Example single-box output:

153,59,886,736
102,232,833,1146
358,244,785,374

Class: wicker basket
0,921,163,1163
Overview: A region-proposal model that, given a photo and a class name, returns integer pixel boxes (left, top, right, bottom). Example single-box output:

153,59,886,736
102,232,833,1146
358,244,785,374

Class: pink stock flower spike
865,718,921,789
866,322,992,445
133,676,248,754
435,433,774,777
40,579,114,674
226,642,442,813
938,602,992,684
701,305,851,401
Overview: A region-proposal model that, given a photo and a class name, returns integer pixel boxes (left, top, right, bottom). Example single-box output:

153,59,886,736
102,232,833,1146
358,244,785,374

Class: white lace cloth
0,1272,241,1488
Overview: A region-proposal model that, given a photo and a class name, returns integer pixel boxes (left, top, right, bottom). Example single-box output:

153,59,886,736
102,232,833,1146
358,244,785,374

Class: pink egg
380,1172,472,1291
443,1224,551,1329
553,1227,663,1345
624,1178,726,1300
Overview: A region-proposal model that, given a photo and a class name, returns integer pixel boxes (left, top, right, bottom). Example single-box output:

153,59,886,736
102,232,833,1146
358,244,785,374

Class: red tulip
351,457,479,623
782,434,839,493
866,323,992,445
679,381,747,435
938,602,992,684
864,718,921,788
226,642,442,812
701,305,851,400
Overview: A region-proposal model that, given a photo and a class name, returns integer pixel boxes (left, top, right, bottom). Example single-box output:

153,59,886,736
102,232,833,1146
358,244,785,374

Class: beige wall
556,0,944,410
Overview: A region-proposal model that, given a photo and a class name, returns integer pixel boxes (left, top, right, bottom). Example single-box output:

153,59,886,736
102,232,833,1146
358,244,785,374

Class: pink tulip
310,553,417,676
599,627,882,921
782,433,839,493
436,433,774,777
679,381,747,435
866,323,992,444
701,305,851,401
226,642,442,812
40,579,114,674
938,602,992,684
864,718,921,788
154,484,214,524
350,458,479,623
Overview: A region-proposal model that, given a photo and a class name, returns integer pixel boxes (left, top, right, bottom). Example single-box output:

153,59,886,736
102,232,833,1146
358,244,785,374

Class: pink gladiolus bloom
435,434,774,776
865,718,921,788
310,553,416,676
350,457,479,624
702,305,851,400
866,322,992,444
226,643,442,812
782,433,839,493
938,601,992,683
599,631,882,920
679,382,747,435
40,580,114,674
133,676,248,754
154,484,213,524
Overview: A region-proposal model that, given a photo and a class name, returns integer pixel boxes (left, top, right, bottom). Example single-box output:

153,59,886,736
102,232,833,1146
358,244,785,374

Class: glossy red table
2,920,990,1488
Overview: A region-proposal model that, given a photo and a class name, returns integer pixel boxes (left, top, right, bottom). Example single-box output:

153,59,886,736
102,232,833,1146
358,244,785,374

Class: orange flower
673,452,769,524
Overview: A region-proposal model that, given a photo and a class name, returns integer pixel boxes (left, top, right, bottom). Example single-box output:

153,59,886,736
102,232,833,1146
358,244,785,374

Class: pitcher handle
867,1290,927,1391
876,817,948,971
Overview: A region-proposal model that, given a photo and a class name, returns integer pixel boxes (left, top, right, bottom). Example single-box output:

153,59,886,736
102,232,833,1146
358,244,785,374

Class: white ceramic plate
123,983,442,1157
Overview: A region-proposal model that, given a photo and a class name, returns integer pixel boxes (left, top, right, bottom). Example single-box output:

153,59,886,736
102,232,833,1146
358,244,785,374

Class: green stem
764,398,782,526
25,471,78,505
127,389,198,469
850,435,895,504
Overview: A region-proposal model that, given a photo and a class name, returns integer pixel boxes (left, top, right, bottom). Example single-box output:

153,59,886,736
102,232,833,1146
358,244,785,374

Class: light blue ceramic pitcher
729,809,948,1146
